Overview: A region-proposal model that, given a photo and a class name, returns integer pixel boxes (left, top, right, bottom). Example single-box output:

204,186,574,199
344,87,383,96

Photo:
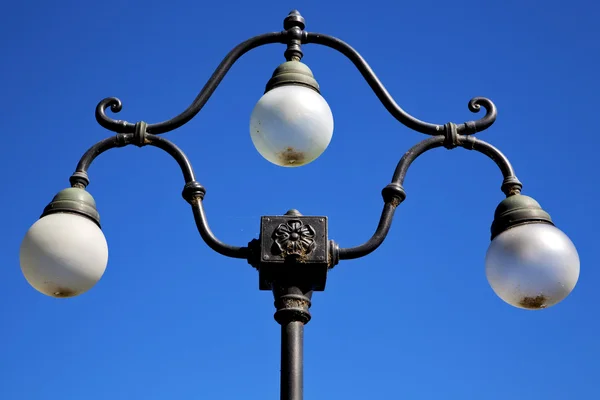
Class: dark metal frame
42,10,556,400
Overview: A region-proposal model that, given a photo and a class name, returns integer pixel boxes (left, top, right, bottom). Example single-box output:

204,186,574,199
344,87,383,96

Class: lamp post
19,10,580,400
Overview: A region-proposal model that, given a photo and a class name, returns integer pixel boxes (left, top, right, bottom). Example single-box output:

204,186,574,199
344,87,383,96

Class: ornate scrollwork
304,32,498,136
84,10,512,266
95,97,134,133
94,32,285,135
460,96,497,134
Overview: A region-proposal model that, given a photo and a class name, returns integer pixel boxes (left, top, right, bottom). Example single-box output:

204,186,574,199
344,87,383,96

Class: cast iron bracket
252,210,330,291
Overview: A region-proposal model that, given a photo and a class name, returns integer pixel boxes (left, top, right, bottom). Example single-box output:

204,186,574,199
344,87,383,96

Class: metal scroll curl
94,32,286,135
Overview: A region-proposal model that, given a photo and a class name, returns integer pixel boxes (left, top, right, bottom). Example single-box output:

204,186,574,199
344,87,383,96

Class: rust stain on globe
278,147,306,166
518,294,548,309
52,288,78,298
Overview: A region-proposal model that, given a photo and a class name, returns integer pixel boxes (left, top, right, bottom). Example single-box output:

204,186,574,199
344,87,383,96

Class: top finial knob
284,10,305,31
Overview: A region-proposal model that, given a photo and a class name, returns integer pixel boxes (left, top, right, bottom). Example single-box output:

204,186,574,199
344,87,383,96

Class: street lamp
19,10,580,400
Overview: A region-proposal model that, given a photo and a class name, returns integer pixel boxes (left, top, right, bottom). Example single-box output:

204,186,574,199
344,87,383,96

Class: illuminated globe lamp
250,60,334,167
486,194,580,310
19,186,108,298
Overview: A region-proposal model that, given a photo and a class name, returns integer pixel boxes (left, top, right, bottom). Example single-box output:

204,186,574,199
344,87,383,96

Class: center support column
253,209,334,400
273,285,312,400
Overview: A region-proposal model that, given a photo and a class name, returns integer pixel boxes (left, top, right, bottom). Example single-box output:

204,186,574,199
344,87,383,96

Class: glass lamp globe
250,84,334,167
485,223,579,310
20,212,108,298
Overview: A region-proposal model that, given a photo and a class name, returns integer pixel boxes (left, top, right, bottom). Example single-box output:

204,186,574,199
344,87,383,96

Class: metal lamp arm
189,198,249,259
94,26,496,137
71,135,128,179
94,32,286,135
391,132,520,192
70,132,196,185
304,32,497,136
338,132,521,260
69,132,249,259
337,203,398,260
338,136,444,260
458,135,522,195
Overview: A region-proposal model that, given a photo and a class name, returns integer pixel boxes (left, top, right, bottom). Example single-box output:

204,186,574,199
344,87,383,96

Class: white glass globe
485,223,579,310
250,85,334,167
20,213,108,298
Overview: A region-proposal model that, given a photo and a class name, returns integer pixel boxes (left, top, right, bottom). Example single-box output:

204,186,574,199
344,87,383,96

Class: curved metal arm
95,32,285,134
71,133,197,183
391,136,446,185
190,198,249,259
305,32,497,135
95,19,496,137
338,136,444,260
69,134,249,259
458,136,516,179
337,203,398,260
145,134,196,182
73,135,129,174
459,135,522,196
338,135,520,260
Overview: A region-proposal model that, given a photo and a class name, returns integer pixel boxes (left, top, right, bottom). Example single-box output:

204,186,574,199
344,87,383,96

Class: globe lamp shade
20,212,108,298
485,223,579,310
250,85,334,167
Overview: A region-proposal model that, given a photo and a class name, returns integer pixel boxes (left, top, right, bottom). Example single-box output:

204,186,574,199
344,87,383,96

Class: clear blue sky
1,0,598,399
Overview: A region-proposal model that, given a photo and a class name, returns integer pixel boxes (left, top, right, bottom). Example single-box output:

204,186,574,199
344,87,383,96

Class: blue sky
1,0,598,399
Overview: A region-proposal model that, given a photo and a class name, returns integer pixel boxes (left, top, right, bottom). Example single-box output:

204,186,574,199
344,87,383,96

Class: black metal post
274,285,312,400
281,321,304,400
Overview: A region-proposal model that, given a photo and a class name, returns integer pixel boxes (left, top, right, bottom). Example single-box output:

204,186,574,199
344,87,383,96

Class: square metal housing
258,215,329,291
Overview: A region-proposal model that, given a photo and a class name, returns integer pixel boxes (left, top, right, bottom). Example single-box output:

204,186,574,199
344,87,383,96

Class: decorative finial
284,10,305,30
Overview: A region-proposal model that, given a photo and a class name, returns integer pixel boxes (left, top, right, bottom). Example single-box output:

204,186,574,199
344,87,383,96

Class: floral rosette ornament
272,220,316,257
